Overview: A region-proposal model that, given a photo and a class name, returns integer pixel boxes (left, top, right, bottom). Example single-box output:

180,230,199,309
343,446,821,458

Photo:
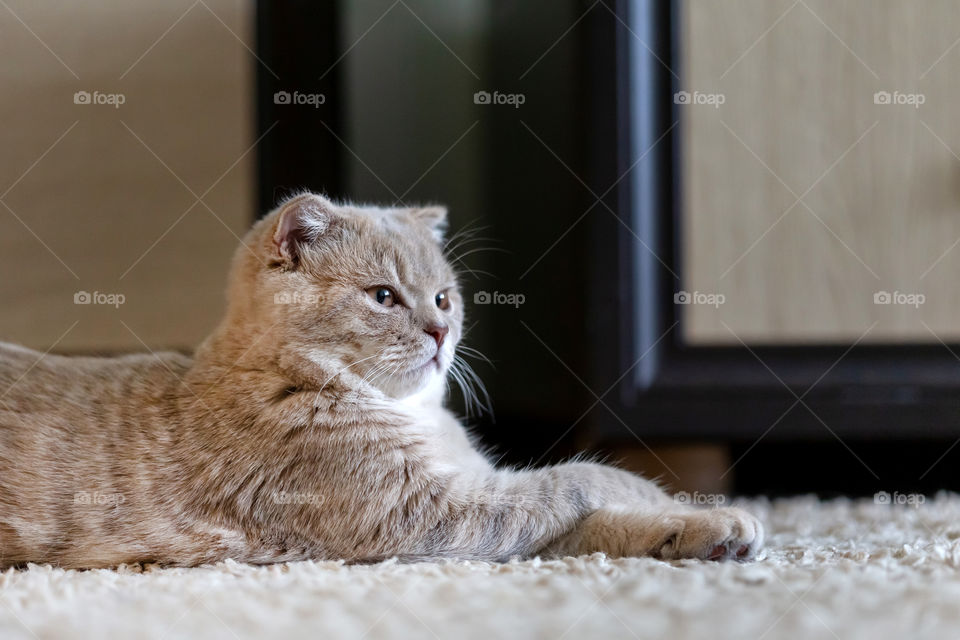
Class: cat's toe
717,509,763,561
707,544,728,560
670,507,764,562
707,542,751,561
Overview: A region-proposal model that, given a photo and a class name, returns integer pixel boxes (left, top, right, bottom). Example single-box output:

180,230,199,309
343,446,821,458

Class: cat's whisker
443,235,497,261
349,357,387,392
359,359,395,388
447,247,510,266
447,246,509,264
440,225,472,254
462,357,492,413
362,356,411,393
441,222,489,254
366,361,400,388
451,265,495,281
353,360,408,404
446,362,474,417
455,355,492,417
443,226,503,283
318,348,390,393
456,345,495,369
449,354,491,418
446,243,507,282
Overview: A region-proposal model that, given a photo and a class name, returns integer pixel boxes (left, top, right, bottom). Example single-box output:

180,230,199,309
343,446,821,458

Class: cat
0,192,763,569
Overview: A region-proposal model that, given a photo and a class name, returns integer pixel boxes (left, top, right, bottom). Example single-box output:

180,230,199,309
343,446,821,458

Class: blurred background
3,0,960,497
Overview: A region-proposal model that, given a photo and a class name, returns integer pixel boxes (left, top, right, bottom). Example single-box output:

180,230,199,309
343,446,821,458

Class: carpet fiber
4,495,960,639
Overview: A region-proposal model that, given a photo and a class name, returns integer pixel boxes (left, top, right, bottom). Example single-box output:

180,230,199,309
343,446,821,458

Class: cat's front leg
380,461,676,561
358,458,763,562
542,504,764,561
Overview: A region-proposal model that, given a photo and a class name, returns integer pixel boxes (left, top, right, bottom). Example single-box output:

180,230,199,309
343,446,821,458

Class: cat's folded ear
411,206,448,242
272,193,336,267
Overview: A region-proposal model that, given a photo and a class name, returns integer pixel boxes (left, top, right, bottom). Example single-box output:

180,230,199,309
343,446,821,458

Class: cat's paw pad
657,507,763,562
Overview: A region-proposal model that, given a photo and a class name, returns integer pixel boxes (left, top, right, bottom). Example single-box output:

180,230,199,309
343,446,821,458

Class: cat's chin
378,357,445,399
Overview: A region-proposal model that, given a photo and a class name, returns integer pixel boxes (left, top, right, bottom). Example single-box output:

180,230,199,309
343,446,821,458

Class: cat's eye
367,286,396,308
435,291,451,311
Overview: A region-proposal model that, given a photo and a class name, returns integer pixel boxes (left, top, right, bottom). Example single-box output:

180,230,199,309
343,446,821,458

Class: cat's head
227,192,462,400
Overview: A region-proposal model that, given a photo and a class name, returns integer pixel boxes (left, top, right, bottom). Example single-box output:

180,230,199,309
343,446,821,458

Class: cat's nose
425,324,449,349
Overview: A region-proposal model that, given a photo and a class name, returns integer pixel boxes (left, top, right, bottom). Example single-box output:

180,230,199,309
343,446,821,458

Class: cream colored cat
0,193,763,568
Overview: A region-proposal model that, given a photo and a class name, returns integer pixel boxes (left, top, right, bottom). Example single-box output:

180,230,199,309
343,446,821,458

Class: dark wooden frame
590,0,960,444
255,0,343,214
254,0,960,455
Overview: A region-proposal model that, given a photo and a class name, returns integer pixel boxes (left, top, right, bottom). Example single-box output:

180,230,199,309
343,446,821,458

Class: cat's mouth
409,353,441,374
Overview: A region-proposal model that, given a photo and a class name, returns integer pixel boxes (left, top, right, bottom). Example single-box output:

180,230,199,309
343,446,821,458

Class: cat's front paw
654,507,764,561
553,505,764,561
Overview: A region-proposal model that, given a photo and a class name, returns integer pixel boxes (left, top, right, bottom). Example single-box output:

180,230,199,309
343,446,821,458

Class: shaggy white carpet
3,495,960,639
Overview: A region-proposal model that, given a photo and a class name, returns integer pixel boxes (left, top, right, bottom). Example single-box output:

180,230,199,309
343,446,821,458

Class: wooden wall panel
0,0,254,352
682,0,960,344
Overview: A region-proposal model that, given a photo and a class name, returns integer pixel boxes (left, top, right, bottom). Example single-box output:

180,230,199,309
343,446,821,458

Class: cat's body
0,194,763,568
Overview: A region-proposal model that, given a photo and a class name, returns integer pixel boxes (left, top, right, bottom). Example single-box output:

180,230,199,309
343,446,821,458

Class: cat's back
0,342,197,567
0,339,193,492
0,340,192,416
0,340,42,375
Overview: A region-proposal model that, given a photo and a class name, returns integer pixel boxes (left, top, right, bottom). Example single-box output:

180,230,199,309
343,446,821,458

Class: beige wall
681,0,960,344
0,0,254,352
